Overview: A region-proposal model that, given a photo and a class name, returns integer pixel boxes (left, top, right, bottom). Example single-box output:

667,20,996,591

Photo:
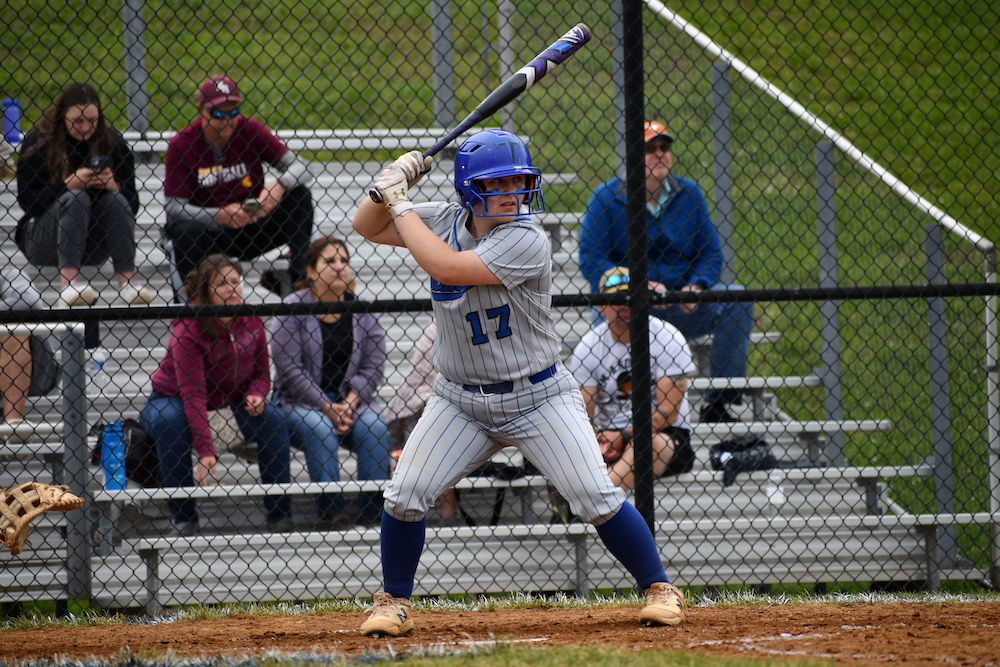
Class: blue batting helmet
453,129,545,216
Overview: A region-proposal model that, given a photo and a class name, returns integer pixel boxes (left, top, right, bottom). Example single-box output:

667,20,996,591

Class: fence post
611,1,626,182
814,141,845,467
925,223,960,566
497,0,516,133
985,249,1000,588
121,0,151,135
429,0,456,130
621,0,654,530
61,324,91,601
711,63,735,286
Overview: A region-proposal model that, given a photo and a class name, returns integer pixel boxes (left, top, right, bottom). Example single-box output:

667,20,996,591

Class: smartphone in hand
241,198,262,214
88,156,109,171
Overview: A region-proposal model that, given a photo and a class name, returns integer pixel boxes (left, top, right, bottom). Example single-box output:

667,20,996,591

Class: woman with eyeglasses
15,82,152,307
138,254,293,536
162,75,314,300
269,237,392,530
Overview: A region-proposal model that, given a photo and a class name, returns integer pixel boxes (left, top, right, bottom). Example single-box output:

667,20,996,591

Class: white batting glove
374,165,413,220
393,151,434,188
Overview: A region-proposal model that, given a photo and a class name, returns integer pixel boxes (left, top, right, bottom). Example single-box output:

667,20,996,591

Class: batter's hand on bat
374,165,414,220
393,151,434,188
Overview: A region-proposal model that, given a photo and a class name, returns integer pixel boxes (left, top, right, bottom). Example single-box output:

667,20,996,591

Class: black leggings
20,189,137,271
169,184,313,288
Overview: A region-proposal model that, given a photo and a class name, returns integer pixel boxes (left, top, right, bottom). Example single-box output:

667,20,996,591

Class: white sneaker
60,282,97,307
120,283,154,306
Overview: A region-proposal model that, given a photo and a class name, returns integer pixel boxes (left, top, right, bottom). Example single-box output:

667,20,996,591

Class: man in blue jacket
579,121,754,422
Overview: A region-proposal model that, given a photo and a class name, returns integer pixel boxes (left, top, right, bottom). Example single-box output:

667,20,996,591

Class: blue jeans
284,400,391,519
138,395,292,524
652,285,755,405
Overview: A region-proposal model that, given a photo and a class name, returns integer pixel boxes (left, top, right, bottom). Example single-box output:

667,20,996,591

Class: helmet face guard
454,129,546,217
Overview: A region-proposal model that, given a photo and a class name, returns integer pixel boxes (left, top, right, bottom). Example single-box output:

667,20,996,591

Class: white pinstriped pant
384,368,626,524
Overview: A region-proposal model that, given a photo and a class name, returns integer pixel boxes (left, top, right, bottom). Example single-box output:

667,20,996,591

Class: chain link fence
1,0,998,614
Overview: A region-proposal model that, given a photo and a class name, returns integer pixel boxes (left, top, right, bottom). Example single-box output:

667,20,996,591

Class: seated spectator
382,321,464,526
579,120,754,422
1,268,59,443
138,254,292,536
270,237,391,529
163,75,314,300
570,267,697,492
384,321,438,453
15,82,152,307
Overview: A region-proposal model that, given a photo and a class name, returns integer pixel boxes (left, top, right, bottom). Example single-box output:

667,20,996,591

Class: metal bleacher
4,129,976,613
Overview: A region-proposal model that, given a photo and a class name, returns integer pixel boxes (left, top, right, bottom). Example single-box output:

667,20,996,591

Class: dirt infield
2,602,998,666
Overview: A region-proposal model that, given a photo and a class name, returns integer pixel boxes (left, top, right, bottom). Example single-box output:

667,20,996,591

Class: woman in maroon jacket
138,254,291,536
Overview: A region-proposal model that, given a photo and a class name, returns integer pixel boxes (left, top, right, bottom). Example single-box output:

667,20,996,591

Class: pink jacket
150,317,272,458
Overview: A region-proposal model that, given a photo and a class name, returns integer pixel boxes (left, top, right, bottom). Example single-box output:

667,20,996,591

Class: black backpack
27,335,60,397
709,434,777,487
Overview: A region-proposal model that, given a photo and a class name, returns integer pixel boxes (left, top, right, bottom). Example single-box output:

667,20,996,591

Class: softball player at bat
352,129,686,637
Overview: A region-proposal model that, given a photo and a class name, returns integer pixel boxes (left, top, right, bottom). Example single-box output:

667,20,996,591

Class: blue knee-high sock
380,510,426,599
594,501,669,590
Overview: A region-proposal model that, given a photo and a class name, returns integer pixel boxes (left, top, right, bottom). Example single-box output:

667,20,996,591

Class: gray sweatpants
20,189,137,272
384,368,626,524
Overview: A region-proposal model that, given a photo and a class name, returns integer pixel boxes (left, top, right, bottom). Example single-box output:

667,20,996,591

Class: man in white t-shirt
571,266,697,491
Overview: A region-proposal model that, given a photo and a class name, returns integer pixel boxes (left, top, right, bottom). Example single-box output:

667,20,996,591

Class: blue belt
460,364,557,395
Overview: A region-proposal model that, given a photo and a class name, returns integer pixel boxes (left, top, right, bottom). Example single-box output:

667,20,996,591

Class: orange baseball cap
643,121,676,143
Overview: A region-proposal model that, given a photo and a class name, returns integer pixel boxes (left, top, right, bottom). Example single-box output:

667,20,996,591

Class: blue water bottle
2,99,23,145
102,421,127,490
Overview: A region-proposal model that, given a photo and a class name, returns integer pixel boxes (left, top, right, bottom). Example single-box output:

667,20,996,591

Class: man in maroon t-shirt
163,75,314,300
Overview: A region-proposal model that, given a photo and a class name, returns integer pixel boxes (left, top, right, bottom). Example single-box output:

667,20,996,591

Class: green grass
1,1,997,236
1,1,997,571
0,645,829,667
375,646,823,667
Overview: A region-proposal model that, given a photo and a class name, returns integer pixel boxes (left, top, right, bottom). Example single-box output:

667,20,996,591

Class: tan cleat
640,582,686,626
360,592,414,637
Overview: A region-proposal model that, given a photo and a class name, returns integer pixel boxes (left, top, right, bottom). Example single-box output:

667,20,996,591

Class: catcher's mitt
1,482,85,555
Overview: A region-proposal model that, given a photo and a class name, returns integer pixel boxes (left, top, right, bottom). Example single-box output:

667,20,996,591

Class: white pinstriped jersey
412,201,560,386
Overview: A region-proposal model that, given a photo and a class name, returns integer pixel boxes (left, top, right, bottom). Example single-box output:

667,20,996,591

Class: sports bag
90,419,162,488
709,434,777,487
27,335,60,397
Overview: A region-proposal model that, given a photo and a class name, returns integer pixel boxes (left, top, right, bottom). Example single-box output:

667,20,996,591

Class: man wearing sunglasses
579,120,754,423
163,75,314,300
570,267,697,491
